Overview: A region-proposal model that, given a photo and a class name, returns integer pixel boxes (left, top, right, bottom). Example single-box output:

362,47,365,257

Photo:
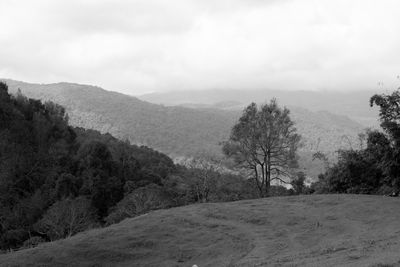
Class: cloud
0,0,400,94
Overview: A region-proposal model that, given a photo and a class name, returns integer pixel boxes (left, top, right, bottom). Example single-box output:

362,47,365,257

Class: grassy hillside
2,79,366,177
2,194,400,267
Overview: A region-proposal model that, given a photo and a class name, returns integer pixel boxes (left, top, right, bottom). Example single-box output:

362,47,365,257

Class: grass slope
2,195,400,267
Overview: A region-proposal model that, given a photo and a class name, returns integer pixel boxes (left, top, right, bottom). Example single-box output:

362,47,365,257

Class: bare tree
35,197,95,240
186,156,222,203
223,99,301,197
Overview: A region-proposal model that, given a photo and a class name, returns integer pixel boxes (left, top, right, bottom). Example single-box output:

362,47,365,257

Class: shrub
22,236,45,249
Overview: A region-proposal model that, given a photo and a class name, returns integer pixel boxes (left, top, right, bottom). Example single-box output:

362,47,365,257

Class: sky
0,0,400,95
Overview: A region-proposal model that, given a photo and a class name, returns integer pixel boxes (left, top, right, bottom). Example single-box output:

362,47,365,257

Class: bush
269,185,292,196
22,236,45,249
212,174,259,201
376,185,395,195
291,172,306,194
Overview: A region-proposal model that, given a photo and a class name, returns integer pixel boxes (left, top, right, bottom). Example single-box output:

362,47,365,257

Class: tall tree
370,89,400,190
223,99,301,197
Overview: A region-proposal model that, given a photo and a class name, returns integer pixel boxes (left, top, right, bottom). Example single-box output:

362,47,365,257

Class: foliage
370,90,400,189
316,131,390,194
316,88,400,194
268,185,294,196
291,172,307,194
211,173,258,201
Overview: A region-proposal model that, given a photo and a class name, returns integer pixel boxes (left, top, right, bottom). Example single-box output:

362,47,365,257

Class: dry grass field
1,194,400,267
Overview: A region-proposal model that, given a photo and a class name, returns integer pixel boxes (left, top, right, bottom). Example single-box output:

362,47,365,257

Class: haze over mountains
2,79,372,177
140,89,381,127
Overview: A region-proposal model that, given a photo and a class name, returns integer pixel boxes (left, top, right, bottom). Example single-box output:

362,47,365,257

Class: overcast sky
0,0,399,95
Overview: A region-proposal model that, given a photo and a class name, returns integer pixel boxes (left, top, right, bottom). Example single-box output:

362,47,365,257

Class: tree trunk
254,166,264,197
265,153,271,196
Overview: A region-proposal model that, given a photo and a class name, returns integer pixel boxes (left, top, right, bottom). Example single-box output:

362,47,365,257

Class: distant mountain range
2,79,370,178
140,89,381,127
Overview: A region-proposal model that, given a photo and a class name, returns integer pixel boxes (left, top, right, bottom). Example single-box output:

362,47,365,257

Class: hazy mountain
2,79,366,177
140,89,381,127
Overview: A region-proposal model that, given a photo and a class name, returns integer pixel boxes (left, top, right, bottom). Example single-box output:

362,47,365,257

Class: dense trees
370,90,400,190
0,82,181,250
223,100,301,197
316,88,400,194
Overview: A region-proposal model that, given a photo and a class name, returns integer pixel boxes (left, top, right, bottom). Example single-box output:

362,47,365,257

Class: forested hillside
0,82,185,250
3,79,236,158
2,79,365,177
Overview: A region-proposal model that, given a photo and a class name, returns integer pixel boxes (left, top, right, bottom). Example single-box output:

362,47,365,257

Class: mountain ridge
139,88,380,127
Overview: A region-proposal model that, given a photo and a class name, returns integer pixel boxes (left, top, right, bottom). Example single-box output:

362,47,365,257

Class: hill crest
1,194,400,267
